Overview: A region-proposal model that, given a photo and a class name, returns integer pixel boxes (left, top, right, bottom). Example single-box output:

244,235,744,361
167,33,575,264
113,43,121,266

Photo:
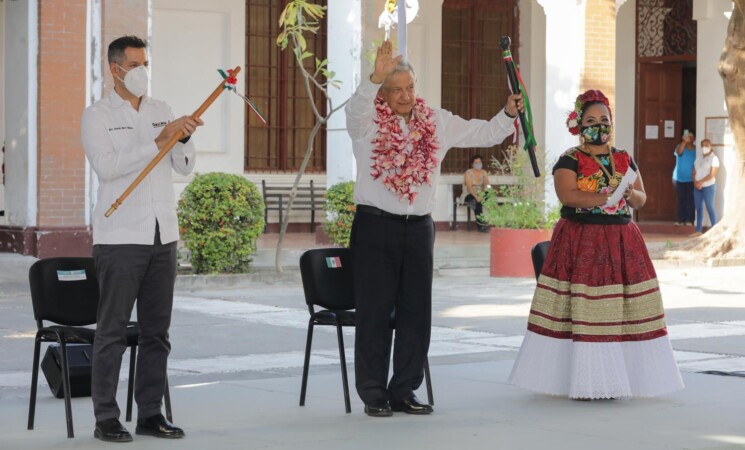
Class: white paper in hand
603,169,638,208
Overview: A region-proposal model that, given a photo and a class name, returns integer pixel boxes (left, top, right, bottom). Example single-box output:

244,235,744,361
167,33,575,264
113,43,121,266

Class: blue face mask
473,162,483,170
581,123,612,146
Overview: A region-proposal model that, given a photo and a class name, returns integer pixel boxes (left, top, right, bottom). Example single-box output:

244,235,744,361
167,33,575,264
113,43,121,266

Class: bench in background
262,180,326,233
451,175,519,231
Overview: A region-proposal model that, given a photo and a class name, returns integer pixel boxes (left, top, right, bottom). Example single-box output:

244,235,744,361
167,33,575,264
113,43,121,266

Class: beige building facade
0,0,735,256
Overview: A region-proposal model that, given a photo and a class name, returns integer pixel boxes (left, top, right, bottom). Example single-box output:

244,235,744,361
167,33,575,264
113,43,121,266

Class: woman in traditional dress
508,90,684,400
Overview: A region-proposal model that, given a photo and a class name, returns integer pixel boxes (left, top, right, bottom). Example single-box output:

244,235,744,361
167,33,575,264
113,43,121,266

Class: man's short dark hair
108,35,147,64
470,154,483,165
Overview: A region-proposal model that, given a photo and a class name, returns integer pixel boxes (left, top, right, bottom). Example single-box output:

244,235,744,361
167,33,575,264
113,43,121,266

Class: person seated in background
463,155,490,232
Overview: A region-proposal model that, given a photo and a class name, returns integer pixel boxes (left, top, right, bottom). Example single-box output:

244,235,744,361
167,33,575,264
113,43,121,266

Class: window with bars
441,0,518,174
245,0,327,172
636,0,696,60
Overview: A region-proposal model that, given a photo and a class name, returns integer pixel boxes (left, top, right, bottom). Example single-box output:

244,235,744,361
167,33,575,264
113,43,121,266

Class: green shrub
479,145,558,230
323,181,355,247
177,172,265,274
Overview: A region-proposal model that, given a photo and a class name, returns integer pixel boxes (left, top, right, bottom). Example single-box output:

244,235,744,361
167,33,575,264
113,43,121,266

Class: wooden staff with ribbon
105,65,242,217
500,36,540,177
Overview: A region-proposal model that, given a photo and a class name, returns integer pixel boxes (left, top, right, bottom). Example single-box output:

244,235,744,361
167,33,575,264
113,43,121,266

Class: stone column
326,0,362,187
2,0,38,239
536,0,587,206
693,0,734,225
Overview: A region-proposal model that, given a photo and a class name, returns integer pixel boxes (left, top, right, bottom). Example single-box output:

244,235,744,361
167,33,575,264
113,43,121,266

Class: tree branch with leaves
274,0,349,271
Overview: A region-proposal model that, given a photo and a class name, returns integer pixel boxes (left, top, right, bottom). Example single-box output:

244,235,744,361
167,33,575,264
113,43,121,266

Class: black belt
356,204,431,222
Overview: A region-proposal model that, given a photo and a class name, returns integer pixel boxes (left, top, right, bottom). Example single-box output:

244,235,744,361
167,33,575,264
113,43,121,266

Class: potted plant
480,145,558,277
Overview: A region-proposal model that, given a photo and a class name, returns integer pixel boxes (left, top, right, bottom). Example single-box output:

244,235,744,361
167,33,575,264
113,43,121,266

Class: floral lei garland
370,95,440,204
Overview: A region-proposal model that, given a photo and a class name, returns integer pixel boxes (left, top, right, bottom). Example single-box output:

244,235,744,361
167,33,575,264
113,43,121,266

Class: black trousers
464,194,484,226
674,180,695,223
91,227,177,422
351,208,435,404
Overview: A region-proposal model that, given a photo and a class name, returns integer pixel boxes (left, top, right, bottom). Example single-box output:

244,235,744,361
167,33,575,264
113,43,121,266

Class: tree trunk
660,2,745,262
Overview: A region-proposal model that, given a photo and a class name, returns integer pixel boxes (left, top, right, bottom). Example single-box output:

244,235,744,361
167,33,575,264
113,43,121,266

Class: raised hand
371,39,402,84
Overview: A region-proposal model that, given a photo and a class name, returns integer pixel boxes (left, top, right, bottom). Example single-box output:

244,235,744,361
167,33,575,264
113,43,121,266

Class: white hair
394,60,416,79
382,60,417,88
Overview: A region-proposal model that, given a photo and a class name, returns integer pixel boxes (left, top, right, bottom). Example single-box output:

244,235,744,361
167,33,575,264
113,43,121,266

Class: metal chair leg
126,345,136,422
27,336,42,430
335,323,351,414
424,357,434,406
164,377,173,423
299,319,314,406
452,200,458,230
58,339,74,438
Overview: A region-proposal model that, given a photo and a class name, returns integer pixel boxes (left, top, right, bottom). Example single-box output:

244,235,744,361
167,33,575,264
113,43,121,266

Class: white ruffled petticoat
508,330,685,399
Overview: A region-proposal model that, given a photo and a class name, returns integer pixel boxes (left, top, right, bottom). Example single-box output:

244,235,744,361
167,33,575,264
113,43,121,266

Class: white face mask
702,146,712,155
117,64,149,98
473,162,483,170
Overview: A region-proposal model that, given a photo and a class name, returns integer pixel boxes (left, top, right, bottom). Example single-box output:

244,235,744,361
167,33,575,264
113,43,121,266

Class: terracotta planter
490,228,553,278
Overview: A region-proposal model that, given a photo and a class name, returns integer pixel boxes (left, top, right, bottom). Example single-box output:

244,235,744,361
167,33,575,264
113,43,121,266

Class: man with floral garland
345,39,523,417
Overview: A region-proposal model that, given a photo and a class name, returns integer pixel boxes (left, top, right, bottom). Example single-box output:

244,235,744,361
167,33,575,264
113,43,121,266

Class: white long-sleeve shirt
82,90,196,245
345,77,516,216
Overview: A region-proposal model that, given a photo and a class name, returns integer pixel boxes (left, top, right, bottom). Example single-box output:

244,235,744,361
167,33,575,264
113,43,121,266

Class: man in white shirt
81,35,201,442
345,40,522,417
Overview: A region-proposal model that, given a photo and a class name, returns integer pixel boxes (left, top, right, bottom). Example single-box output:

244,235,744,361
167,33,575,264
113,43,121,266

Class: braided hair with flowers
565,90,612,135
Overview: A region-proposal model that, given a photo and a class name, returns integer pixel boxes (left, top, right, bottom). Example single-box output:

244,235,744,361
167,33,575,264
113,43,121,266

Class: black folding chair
298,248,433,413
27,257,171,438
531,241,551,280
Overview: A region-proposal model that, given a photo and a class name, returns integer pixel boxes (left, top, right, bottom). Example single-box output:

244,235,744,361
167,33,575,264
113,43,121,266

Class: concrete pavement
1,247,745,449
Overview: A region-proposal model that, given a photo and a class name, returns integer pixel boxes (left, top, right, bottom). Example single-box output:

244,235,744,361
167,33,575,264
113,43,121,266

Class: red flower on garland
370,95,441,204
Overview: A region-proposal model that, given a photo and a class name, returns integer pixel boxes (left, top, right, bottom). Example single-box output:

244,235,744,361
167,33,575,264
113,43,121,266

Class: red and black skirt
509,218,684,399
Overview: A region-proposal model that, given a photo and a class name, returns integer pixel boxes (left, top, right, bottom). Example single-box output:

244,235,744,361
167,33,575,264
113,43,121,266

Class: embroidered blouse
552,147,638,225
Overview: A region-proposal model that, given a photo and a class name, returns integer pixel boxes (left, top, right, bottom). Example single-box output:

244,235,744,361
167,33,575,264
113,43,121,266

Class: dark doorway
635,0,697,222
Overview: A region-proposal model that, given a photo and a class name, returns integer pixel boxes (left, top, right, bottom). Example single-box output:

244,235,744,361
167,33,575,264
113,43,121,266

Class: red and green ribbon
501,50,536,151
218,68,268,126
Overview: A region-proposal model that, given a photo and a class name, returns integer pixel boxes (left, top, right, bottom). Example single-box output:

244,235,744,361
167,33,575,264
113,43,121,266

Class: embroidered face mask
117,64,149,98
580,123,612,146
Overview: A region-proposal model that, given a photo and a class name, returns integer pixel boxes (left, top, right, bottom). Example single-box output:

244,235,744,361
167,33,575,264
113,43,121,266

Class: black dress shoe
94,418,133,442
135,413,185,439
391,395,433,415
363,400,393,417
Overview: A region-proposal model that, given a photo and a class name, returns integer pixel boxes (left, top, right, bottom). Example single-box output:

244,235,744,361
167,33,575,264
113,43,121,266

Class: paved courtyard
1,247,744,449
